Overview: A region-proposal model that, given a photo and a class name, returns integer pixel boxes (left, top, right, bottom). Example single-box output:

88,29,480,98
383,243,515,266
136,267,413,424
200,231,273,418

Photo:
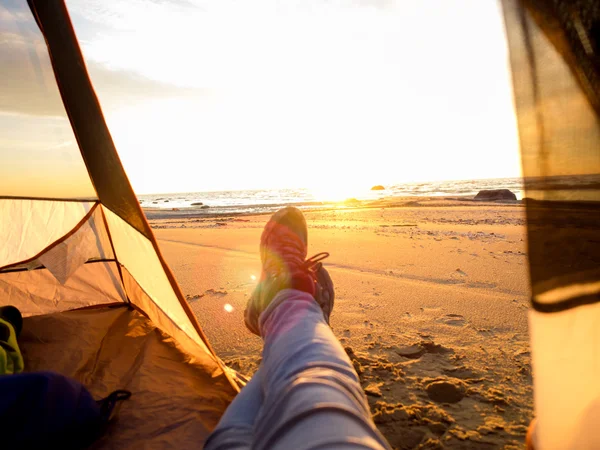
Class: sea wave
138,176,533,214
137,175,600,214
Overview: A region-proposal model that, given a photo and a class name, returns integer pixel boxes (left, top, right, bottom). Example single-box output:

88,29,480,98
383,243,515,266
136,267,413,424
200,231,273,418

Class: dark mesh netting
502,0,600,312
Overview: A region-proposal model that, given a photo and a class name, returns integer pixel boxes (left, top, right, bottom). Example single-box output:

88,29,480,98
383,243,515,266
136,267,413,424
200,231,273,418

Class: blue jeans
205,289,390,450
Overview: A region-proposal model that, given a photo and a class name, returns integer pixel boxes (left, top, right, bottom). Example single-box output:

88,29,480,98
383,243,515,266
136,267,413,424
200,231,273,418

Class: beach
149,198,532,449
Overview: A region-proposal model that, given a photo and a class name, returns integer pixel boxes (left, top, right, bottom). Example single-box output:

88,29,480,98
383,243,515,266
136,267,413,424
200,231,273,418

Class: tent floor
20,304,236,448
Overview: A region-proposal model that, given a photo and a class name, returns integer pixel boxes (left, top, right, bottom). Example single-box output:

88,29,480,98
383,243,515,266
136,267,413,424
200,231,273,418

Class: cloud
87,62,209,111
0,30,207,118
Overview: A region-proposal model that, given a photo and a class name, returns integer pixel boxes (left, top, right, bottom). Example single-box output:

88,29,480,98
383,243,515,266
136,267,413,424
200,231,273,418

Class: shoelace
303,252,330,274
264,241,329,279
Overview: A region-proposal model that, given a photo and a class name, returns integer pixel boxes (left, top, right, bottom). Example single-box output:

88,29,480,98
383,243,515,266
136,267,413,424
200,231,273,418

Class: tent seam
0,196,97,202
0,258,117,274
99,206,131,305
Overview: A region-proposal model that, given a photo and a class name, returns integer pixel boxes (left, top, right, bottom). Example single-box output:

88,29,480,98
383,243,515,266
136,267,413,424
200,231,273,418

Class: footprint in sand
425,379,466,403
359,302,381,311
443,366,483,382
395,340,454,359
437,314,467,326
476,328,495,337
396,345,426,359
185,294,205,302
205,289,228,296
363,320,375,329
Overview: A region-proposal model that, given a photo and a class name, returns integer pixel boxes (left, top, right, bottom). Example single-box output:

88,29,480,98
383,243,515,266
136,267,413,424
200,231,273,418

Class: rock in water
474,189,517,201
425,380,465,403
200,205,210,209
371,185,385,191
191,202,204,206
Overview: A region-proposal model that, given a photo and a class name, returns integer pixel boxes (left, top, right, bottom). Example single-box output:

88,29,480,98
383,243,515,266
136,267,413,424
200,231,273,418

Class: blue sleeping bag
0,371,131,449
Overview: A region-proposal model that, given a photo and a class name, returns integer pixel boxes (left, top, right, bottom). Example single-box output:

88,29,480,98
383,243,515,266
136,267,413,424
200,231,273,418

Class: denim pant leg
205,289,390,450
204,368,264,450
253,289,390,450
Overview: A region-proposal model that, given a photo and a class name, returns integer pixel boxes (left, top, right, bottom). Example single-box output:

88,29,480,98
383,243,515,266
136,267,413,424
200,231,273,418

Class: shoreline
144,196,524,221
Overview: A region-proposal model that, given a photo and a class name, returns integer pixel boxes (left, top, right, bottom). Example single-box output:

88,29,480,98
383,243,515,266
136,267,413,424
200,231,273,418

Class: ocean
138,177,526,215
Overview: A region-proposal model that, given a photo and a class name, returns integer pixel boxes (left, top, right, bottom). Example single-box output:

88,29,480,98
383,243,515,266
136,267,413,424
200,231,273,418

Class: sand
149,198,533,449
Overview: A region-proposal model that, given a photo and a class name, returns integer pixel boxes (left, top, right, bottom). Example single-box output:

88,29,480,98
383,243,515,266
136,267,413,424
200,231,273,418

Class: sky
0,0,523,197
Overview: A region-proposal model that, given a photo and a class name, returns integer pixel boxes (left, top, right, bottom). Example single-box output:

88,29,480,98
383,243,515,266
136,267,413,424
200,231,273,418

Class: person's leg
208,207,390,449
204,368,264,450
252,289,390,450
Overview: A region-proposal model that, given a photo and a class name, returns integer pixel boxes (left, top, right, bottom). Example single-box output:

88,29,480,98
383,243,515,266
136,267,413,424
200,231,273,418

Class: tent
0,0,599,448
1,1,239,447
502,0,600,448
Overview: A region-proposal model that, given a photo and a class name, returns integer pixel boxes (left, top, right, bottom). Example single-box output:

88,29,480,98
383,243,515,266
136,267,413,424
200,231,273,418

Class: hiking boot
244,207,334,336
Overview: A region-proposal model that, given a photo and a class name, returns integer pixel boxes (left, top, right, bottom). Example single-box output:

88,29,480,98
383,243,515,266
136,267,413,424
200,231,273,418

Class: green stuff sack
0,306,24,375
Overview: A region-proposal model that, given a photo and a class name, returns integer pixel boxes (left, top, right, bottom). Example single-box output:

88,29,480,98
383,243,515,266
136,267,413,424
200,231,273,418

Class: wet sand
151,198,532,449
